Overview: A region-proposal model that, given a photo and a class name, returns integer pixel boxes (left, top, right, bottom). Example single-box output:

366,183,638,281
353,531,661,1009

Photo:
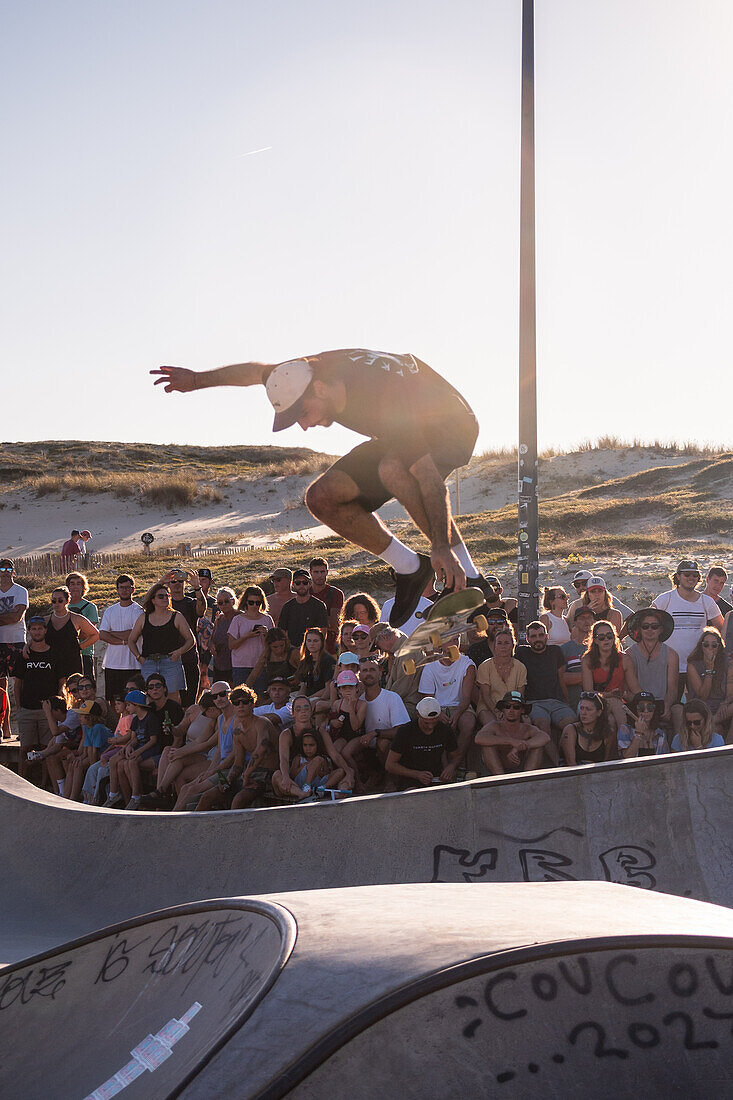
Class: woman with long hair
540,587,571,645
685,629,731,734
582,579,624,632
273,695,353,799
342,594,381,628
672,700,725,752
296,627,336,699
338,619,359,656
475,625,527,726
581,620,627,729
247,627,299,696
560,691,616,765
228,585,274,687
617,692,669,757
127,583,195,703
44,586,100,686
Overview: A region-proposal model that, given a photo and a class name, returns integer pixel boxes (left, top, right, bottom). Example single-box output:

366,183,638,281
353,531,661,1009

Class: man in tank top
622,608,678,723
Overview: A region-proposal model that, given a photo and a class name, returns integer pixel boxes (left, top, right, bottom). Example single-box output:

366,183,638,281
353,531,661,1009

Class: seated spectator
127,583,195,703
582,577,624,632
145,674,185,748
171,682,237,810
385,696,461,789
515,621,575,761
671,700,725,752
38,688,85,795
248,627,299,697
81,695,135,805
321,650,362,712
338,619,359,655
567,569,592,626
560,691,616,766
140,692,219,809
375,625,421,717
66,571,99,681
482,575,518,623
703,565,732,617
278,570,329,648
342,659,409,787
326,670,367,748
274,695,353,799
580,620,627,730
617,692,669,758
342,593,381,629
561,606,595,712
194,686,278,811
475,691,549,774
352,623,377,661
45,585,100,687
540,586,571,644
622,607,678,726
475,625,527,726
295,627,336,699
63,699,110,801
418,644,476,777
685,629,731,734
104,690,161,809
467,605,508,666
253,677,294,729
207,586,238,684
228,586,274,687
285,728,347,797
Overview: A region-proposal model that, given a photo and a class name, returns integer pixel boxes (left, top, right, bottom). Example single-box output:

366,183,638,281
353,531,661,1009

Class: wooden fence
11,543,282,578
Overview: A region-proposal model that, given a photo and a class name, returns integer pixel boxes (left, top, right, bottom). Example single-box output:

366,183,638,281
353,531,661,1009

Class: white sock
56,780,65,795
453,541,478,578
380,537,421,575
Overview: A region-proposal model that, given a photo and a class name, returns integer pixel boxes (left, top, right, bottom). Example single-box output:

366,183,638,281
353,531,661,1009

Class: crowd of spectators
0,553,730,811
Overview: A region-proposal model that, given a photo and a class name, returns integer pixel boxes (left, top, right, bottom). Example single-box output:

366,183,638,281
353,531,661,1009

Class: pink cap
336,670,359,687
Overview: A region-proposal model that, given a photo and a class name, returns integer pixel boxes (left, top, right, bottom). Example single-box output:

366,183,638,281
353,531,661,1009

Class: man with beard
516,621,575,761
475,691,549,774
653,559,724,700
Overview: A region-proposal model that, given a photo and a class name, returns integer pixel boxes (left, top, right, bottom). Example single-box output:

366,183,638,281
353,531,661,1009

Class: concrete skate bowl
271,938,733,1099
0,898,294,1100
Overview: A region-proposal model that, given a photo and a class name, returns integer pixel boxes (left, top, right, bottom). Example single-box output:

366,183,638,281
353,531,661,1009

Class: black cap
268,676,289,686
197,568,212,579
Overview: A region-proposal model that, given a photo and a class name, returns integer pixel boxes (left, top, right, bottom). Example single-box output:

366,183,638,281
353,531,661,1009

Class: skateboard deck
394,587,487,676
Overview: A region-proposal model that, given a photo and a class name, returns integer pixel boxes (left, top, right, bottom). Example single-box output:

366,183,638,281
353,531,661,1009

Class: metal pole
517,0,540,638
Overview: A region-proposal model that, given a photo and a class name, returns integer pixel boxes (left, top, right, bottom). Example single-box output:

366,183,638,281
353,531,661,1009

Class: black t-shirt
278,596,329,648
468,638,493,666
391,718,457,775
303,349,475,452
153,698,185,748
516,644,565,701
132,710,162,748
12,648,59,709
714,594,733,617
173,597,198,661
299,653,336,695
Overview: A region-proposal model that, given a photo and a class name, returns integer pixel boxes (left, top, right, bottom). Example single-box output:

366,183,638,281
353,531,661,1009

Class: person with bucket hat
622,607,679,723
617,692,669,758
385,697,461,789
652,560,724,700
475,691,550,775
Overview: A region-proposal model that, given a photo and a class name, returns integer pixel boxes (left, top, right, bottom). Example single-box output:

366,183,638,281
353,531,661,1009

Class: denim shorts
141,655,186,692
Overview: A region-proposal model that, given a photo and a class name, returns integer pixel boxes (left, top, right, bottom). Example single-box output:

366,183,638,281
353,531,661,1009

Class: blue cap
125,690,150,707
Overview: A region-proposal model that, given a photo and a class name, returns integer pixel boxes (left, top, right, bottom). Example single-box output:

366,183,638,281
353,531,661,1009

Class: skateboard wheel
403,658,416,676
474,614,488,633
447,645,460,663
429,631,442,649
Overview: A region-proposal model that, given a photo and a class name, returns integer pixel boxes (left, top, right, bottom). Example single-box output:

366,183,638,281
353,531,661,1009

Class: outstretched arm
151,362,270,393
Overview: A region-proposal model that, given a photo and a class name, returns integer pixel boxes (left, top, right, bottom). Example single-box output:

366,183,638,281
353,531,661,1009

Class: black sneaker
139,789,169,810
389,553,435,628
434,573,491,602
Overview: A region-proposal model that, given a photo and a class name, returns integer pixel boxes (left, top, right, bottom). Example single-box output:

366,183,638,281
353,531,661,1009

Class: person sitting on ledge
559,691,616,766
385,696,461,790
475,691,550,775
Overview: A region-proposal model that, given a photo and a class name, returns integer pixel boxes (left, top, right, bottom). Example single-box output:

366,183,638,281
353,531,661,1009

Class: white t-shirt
100,601,144,670
0,583,29,644
419,653,476,708
364,688,410,733
652,589,721,671
380,596,433,639
254,702,293,725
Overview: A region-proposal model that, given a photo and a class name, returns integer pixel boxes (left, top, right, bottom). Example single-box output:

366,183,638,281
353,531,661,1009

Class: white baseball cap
573,569,593,582
266,360,314,432
586,575,607,590
417,697,441,719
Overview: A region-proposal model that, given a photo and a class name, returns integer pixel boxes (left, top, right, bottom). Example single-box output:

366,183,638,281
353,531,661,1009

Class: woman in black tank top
559,691,616,766
127,583,196,703
45,586,100,683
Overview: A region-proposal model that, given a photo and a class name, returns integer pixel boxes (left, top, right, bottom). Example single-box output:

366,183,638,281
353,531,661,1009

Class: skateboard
394,587,487,676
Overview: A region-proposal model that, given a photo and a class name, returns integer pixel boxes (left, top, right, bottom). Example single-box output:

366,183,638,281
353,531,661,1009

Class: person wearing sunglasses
43,586,100,688
475,691,549,775
684,628,732,740
652,559,724,702
671,700,724,753
0,559,29,740
228,586,274,688
580,620,627,732
127,583,195,703
560,691,616,766
622,607,678,726
278,570,329,649
617,692,669,758
540,587,571,645
207,587,238,684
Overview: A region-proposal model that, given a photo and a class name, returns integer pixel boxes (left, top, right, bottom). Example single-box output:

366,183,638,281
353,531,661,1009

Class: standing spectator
475,691,549,774
702,566,732,617
60,530,82,566
581,577,624,631
266,568,295,625
99,575,144,702
76,530,92,557
381,575,435,639
342,593,382,628
540,587,571,645
417,645,476,777
12,615,60,778
192,568,217,689
475,625,527,725
622,607,678,723
309,557,344,654
580,620,627,730
0,559,28,740
127,583,195,702
228,586,274,687
671,700,725,752
653,560,724,698
617,692,669,758
515,621,575,759
278,569,329,648
66,572,99,681
561,606,595,712
385,697,461,789
208,587,238,684
45,586,100,687
560,691,616,765
168,568,200,705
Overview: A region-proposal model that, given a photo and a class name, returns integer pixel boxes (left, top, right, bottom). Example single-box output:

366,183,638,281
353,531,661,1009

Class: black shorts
330,410,479,514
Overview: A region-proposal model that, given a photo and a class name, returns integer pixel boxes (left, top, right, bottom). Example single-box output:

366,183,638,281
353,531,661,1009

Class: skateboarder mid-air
151,349,484,628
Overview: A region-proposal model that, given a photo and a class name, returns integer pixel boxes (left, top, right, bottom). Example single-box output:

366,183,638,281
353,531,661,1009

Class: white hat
573,569,593,582
417,697,441,719
586,576,607,590
266,360,314,432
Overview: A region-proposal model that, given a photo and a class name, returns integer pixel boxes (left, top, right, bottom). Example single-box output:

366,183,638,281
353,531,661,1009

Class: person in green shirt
66,572,99,682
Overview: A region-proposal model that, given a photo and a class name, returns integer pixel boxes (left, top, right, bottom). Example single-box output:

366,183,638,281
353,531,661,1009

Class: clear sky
3,0,732,456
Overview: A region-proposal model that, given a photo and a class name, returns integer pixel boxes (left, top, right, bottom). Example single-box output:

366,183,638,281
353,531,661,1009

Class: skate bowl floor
1,883,732,1099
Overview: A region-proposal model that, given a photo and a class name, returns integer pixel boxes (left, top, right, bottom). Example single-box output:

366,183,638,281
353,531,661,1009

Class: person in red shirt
309,557,344,655
60,530,81,563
